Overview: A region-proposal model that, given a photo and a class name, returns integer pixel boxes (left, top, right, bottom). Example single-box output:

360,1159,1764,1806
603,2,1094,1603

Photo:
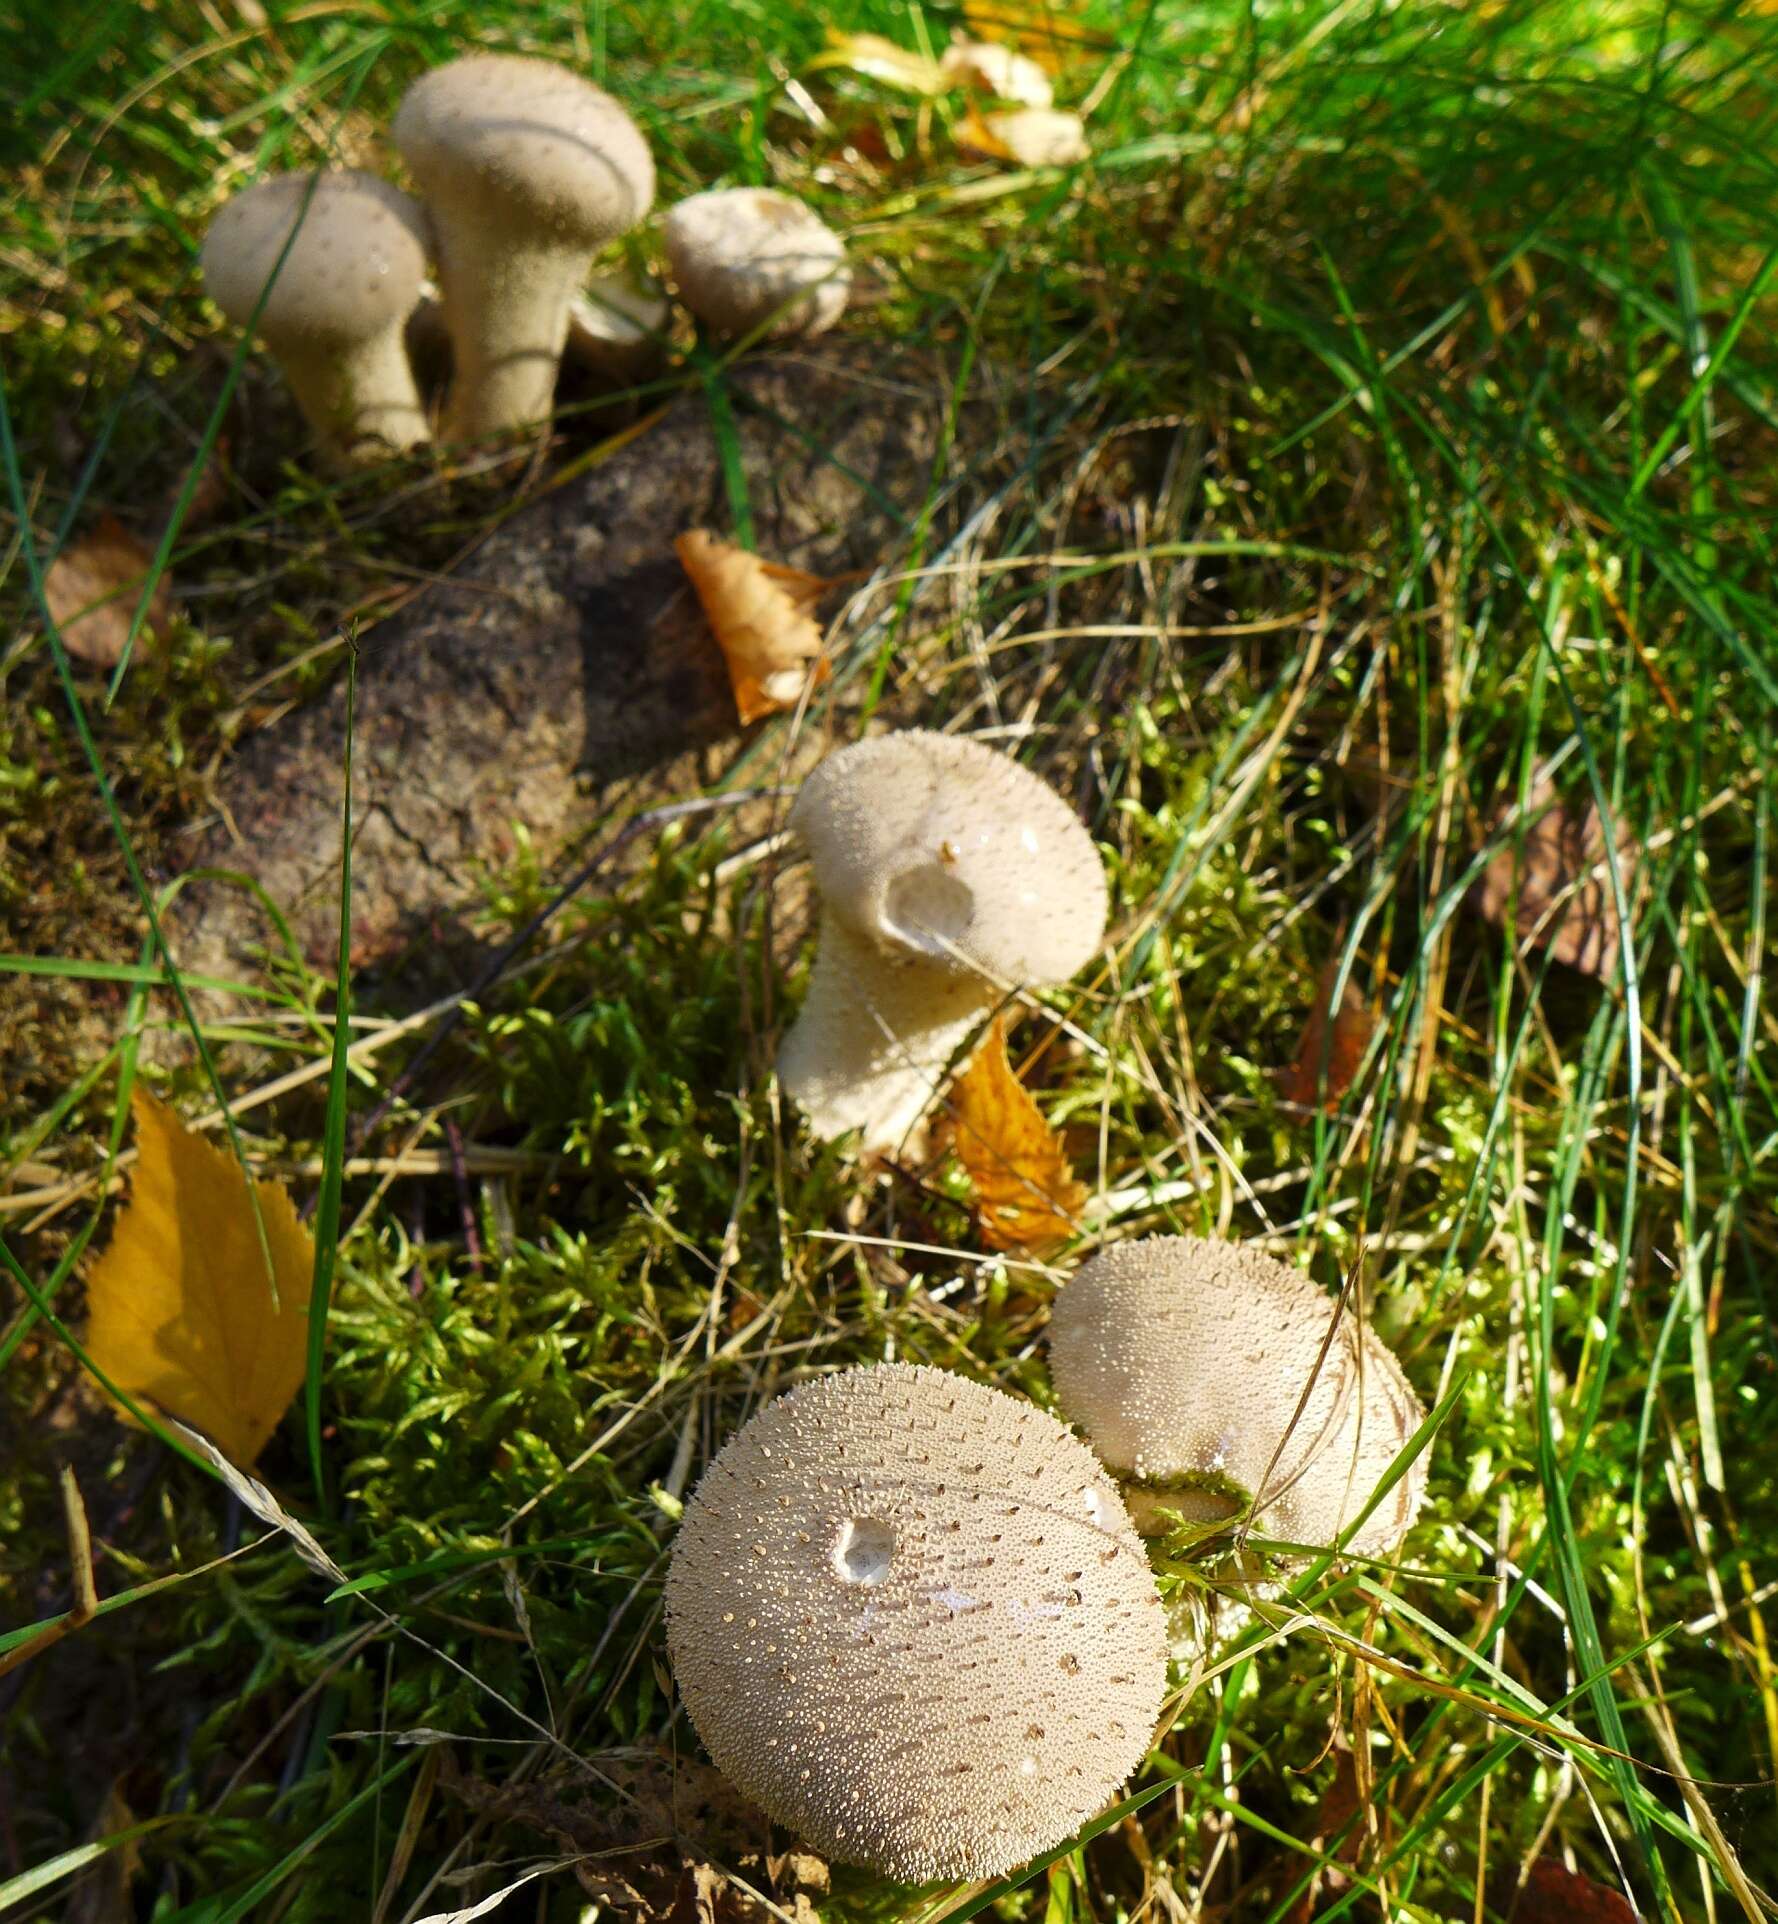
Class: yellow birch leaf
950,1015,1087,1250
85,1092,315,1465
675,528,832,725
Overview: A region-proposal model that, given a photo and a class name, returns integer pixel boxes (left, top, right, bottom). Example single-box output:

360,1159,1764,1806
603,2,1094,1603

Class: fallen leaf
675,528,831,725
1278,956,1377,1112
85,1092,315,1465
949,1015,1086,1249
955,106,1090,167
940,38,1055,107
41,516,176,666
962,0,1072,68
811,29,946,93
65,1783,141,1924
1475,772,1636,977
1515,1859,1639,1923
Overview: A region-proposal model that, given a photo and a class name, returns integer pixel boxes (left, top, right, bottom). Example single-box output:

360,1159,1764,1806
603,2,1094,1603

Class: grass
3,0,1777,1918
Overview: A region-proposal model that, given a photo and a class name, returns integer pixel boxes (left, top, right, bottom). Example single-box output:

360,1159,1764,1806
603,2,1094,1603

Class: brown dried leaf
950,1015,1086,1249
41,516,176,666
955,106,1089,166
675,529,831,725
1515,1859,1639,1923
1475,773,1636,978
1278,957,1377,1112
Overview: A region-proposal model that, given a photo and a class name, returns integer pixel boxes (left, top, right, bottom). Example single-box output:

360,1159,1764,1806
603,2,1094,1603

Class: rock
156,345,947,1029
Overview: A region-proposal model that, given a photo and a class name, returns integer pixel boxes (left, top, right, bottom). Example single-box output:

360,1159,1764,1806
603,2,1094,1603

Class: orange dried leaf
676,528,831,725
961,1,1072,69
1279,957,1377,1113
955,106,1089,167
1475,772,1636,978
951,1016,1087,1249
85,1092,315,1466
41,516,176,667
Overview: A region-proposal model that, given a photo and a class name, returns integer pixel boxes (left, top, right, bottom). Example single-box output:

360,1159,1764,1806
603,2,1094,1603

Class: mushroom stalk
280,323,430,461
778,912,994,1151
430,235,585,439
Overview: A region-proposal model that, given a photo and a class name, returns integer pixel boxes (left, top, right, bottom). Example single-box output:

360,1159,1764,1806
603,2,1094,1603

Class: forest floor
3,0,1777,1921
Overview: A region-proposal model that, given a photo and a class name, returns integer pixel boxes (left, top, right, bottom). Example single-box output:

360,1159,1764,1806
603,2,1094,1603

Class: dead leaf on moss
41,516,176,666
675,529,832,725
84,1092,315,1466
812,29,946,93
1514,1860,1638,1923
939,39,1055,106
1278,957,1377,1113
955,106,1089,166
950,1015,1086,1248
1475,773,1636,978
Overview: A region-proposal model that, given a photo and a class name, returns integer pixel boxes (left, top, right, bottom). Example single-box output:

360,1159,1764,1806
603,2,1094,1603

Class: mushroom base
431,232,588,440
777,913,997,1152
283,328,431,469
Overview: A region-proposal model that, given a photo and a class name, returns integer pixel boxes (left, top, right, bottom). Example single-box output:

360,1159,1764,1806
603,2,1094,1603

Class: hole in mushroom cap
883,862,975,960
832,1515,896,1585
1081,1485,1115,1531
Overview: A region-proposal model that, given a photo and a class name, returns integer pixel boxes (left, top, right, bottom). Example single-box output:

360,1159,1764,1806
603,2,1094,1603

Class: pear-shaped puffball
1049,1237,1425,1559
662,188,849,341
394,54,655,438
201,171,431,467
665,1363,1167,1883
778,730,1109,1151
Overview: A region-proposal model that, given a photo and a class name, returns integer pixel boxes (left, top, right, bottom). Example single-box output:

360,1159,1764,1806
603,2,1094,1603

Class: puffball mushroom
200,171,431,466
1049,1237,1426,1560
565,272,671,384
661,188,849,341
777,730,1109,1152
393,54,655,439
665,1362,1167,1883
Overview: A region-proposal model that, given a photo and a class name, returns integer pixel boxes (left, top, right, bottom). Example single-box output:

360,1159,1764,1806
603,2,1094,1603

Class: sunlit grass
3,0,1777,1919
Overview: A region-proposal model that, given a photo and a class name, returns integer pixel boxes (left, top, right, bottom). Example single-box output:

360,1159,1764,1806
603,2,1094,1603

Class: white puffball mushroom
565,272,671,384
200,171,431,467
1049,1237,1426,1560
777,730,1109,1152
661,188,849,341
664,1362,1168,1883
393,54,655,439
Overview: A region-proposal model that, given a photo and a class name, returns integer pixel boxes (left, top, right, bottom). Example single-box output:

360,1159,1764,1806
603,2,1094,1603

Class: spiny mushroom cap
1049,1238,1426,1560
665,1363,1168,1883
393,54,654,243
201,171,429,345
789,731,1109,988
661,188,849,340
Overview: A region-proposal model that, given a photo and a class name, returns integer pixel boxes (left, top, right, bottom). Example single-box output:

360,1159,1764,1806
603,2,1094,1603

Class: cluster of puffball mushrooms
663,733,1430,1882
207,57,1429,1887
199,53,849,464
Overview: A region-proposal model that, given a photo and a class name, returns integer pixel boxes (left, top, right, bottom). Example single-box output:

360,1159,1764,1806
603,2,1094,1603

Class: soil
155,342,952,1037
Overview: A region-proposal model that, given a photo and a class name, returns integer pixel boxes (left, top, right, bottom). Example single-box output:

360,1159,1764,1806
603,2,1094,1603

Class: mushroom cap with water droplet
788,729,1108,985
1049,1237,1426,1558
664,1362,1168,1883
